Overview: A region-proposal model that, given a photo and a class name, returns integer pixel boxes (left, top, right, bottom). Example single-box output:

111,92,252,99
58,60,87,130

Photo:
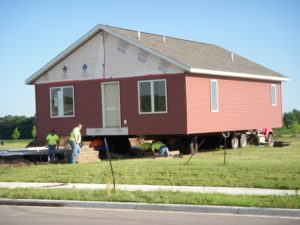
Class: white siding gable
36,32,183,83
36,32,104,84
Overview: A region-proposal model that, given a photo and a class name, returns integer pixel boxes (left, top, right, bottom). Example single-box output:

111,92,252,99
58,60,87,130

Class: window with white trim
210,80,218,112
50,86,75,117
271,84,277,106
138,79,167,114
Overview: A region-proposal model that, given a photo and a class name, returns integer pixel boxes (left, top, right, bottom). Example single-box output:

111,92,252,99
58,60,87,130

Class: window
50,86,74,117
271,84,277,106
210,80,218,112
138,79,167,113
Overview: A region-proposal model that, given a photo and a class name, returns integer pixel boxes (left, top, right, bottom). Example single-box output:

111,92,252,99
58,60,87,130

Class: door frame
101,81,121,128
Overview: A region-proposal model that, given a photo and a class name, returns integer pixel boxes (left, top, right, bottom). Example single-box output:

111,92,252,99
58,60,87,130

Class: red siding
35,73,283,138
120,74,187,135
35,74,187,138
35,79,102,138
185,74,282,134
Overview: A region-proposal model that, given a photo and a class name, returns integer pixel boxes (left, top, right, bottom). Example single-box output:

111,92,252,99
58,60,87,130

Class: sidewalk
0,182,298,196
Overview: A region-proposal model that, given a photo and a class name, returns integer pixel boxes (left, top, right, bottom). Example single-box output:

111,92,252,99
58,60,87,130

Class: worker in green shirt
69,123,82,164
151,140,169,157
46,130,59,162
139,142,152,151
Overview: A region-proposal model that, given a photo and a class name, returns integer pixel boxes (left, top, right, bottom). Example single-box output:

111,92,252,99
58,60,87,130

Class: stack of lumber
77,142,100,163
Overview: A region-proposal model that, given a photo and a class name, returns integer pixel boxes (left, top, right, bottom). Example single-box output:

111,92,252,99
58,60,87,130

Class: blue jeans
159,146,169,157
48,145,56,161
70,141,80,164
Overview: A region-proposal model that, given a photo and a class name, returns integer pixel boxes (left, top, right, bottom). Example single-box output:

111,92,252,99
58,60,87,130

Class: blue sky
1,0,299,117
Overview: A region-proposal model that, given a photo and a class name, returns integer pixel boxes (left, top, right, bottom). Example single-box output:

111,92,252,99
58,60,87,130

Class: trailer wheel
231,136,239,149
240,133,247,148
268,133,274,147
179,136,189,155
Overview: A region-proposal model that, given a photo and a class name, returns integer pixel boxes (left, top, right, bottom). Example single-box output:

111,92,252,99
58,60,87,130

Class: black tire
240,133,247,148
268,133,274,147
179,136,189,155
106,136,131,154
231,136,239,149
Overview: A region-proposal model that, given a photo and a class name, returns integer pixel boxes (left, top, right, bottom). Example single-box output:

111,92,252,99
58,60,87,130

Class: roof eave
190,68,290,82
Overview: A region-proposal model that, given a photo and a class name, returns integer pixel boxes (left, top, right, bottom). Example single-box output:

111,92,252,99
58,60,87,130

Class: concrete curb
0,198,300,218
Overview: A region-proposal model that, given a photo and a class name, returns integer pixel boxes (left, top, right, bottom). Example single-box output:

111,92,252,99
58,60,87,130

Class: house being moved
26,24,289,152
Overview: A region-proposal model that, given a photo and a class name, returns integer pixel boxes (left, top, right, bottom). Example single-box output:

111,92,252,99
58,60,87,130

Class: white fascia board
190,68,290,82
25,25,103,85
101,25,190,72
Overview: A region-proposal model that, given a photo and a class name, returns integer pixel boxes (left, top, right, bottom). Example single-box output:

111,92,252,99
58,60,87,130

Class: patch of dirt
0,159,31,168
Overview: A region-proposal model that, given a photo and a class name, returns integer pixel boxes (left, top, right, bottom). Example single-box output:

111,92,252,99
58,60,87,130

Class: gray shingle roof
26,24,288,84
106,25,288,80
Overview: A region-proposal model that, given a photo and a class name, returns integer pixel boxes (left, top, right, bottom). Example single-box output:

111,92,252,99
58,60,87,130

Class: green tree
11,127,20,142
291,121,300,134
283,112,293,128
283,109,300,128
0,115,35,139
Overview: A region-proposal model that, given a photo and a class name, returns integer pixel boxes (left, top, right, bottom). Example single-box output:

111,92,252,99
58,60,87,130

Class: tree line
283,109,300,127
283,109,300,134
0,115,36,140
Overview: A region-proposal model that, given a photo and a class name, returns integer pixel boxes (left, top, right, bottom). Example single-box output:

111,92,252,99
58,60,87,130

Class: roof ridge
103,24,216,47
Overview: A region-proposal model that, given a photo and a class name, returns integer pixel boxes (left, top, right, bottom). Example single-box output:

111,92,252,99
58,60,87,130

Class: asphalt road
0,205,299,225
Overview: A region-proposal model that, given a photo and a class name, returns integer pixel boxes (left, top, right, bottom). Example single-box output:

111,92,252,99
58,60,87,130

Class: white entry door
102,82,121,128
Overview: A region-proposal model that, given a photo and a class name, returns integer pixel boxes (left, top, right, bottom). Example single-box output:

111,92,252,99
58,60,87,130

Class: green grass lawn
0,139,31,149
0,136,299,190
0,135,299,209
0,188,299,209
